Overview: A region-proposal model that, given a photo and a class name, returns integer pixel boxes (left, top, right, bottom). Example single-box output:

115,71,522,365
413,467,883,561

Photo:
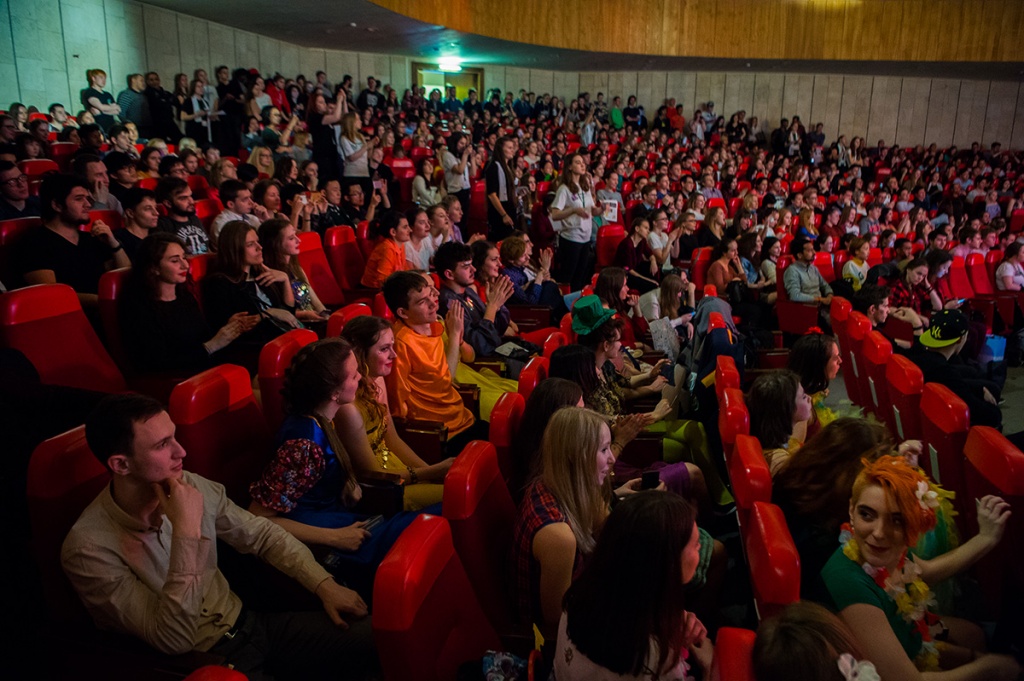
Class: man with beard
16,174,129,305
156,178,208,255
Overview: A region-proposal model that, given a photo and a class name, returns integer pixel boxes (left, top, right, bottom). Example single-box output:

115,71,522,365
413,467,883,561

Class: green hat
919,309,969,349
572,295,616,336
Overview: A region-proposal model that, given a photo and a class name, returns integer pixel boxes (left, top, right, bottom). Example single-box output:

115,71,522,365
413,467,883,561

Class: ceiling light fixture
438,57,462,72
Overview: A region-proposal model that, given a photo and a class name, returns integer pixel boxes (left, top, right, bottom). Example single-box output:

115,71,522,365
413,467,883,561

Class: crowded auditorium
3,0,1024,679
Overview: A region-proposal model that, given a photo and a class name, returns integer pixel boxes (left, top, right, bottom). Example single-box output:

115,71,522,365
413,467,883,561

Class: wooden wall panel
233,31,259,71
782,73,814,126
206,23,235,76
723,73,755,118
375,0,1024,62
142,5,181,83
983,81,1018,146
867,77,902,146
325,51,359,89
953,80,990,147
838,76,873,139
1011,85,1024,151
810,74,844,143
925,80,961,148
505,67,531,95
895,78,931,148
753,73,785,131
530,69,554,97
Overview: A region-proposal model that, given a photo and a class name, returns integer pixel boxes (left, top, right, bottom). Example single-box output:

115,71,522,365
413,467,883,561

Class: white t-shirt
339,137,368,177
647,230,674,271
442,150,470,193
404,238,435,272
551,184,594,244
995,260,1024,290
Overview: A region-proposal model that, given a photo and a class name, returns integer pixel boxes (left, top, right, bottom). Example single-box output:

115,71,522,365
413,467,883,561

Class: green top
610,107,625,130
821,546,923,660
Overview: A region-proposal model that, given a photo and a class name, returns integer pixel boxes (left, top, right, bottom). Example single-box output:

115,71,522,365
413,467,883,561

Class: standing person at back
485,136,519,242
550,151,603,291
442,132,477,215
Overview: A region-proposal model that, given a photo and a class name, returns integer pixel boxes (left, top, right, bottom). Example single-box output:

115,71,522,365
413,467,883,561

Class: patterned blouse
587,360,630,417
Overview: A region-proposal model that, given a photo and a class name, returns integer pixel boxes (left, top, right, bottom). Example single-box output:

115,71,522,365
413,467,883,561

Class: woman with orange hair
822,455,1018,680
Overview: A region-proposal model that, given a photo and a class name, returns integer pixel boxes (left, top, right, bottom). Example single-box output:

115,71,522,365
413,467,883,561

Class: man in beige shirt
61,393,378,679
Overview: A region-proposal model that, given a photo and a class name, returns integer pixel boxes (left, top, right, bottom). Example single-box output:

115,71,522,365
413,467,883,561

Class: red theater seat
861,330,893,420
168,364,273,504
718,387,749,466
257,329,319,435
885,354,924,442
690,247,713,298
488,391,524,485
919,382,971,513
730,434,772,543
373,515,500,681
297,231,345,308
87,209,123,231
596,224,626,269
714,354,741,402
775,255,819,335
746,501,801,622
517,355,549,401
541,330,567,359
443,441,518,630
27,426,109,621
324,226,378,304
845,311,872,411
0,284,127,393
19,158,59,177
711,628,757,681
962,426,1024,619
326,302,372,337
0,216,41,282
193,199,222,231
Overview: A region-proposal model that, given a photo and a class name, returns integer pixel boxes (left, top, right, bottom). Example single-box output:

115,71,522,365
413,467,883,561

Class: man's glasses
2,174,28,187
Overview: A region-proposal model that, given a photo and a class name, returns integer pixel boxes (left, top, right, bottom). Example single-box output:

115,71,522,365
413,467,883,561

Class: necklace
840,528,941,671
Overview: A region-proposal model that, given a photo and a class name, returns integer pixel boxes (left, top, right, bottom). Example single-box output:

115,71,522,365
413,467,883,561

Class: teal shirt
821,547,923,661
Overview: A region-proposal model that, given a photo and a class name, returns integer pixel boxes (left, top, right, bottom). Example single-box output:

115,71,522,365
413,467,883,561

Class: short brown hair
499,236,527,264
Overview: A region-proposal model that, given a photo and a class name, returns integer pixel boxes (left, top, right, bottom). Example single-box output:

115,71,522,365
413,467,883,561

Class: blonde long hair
540,407,610,555
340,112,365,144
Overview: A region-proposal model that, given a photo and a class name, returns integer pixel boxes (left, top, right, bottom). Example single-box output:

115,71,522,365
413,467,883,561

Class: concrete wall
2,0,1022,149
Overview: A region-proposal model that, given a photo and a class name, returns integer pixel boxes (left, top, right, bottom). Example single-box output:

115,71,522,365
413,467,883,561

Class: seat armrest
356,479,405,517
455,382,481,419
393,417,448,464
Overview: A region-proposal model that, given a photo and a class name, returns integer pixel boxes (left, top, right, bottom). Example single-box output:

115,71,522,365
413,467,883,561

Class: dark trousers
557,236,592,291
209,609,379,681
446,418,490,456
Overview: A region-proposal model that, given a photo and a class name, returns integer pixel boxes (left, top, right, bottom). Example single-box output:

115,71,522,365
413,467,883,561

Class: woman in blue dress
248,337,418,599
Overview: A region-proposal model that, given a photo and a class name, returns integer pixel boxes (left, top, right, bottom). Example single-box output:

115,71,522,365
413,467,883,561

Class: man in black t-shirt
103,152,138,204
356,77,384,113
0,160,41,220
156,178,208,255
113,188,160,264
144,72,181,143
16,174,130,305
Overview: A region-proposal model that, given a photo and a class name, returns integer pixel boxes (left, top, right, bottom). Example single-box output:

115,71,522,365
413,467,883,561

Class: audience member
336,315,452,510
747,369,812,476
72,153,123,213
113,187,160,263
258,217,330,324
103,151,139,203
403,205,435,271
360,210,411,288
155,177,209,254
0,159,40,219
210,179,265,239
247,338,417,600
61,393,379,678
550,151,600,290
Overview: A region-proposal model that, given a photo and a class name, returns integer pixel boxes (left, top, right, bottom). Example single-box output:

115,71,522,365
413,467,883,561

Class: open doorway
412,61,483,100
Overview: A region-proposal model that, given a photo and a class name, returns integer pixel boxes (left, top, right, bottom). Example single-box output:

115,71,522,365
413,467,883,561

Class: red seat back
27,426,110,622
193,199,222,230
325,226,367,291
257,330,319,435
541,330,567,359
966,253,994,295
443,441,518,630
985,250,1002,280
962,426,1024,618
746,502,801,622
861,330,893,420
371,291,394,321
517,356,549,401
18,158,60,176
297,231,345,308
488,391,524,485
690,247,714,297
0,284,126,393
714,354,741,402
832,250,851,282
947,256,975,299
87,209,123,231
97,267,131,371
0,216,41,282
920,382,971,510
373,515,501,681
168,364,272,504
845,312,872,411
774,255,820,334
326,302,372,337
595,224,625,269
814,252,835,283
718,387,749,466
558,312,576,343
711,628,757,681
885,354,924,442
730,434,772,540
137,177,159,190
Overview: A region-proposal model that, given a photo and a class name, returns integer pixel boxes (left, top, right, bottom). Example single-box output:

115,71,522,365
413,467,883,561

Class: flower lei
840,525,942,671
